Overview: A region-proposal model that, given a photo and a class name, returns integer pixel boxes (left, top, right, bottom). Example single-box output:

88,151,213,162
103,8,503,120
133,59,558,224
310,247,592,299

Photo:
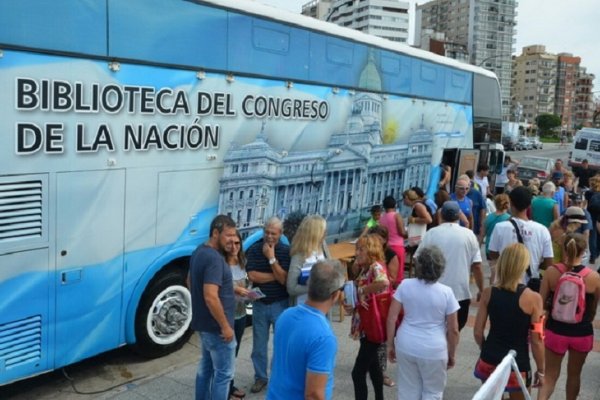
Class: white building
311,0,410,43
416,0,517,120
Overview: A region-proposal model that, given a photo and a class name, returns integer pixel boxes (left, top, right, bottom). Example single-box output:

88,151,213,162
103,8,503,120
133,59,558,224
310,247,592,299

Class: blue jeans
251,298,288,382
196,331,236,400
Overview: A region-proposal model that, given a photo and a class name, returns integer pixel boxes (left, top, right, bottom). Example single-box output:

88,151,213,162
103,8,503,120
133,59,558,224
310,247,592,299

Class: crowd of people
188,156,600,400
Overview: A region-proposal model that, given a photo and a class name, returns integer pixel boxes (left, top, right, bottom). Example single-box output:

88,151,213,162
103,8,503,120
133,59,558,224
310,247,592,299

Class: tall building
512,46,595,132
555,53,581,131
301,0,332,20
308,0,410,43
511,45,557,125
418,29,469,63
574,67,595,128
416,0,517,119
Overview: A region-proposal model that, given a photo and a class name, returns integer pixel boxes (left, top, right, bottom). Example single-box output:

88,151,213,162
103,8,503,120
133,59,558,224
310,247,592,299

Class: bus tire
132,269,193,358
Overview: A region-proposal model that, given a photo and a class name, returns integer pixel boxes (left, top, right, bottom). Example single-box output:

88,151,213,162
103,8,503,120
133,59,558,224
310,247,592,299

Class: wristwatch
268,257,277,265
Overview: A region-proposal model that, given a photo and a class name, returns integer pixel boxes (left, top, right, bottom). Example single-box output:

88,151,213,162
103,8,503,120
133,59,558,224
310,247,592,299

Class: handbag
357,290,393,343
356,264,401,343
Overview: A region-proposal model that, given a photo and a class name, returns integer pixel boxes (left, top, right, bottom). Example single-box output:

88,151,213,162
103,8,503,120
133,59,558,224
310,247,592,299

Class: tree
535,114,562,135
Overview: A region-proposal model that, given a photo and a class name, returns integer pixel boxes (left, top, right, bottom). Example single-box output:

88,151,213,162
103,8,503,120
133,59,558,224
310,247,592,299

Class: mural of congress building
217,76,434,239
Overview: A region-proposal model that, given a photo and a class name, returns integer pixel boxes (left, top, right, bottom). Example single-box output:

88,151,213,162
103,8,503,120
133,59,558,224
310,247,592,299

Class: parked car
530,136,543,149
516,136,533,151
517,156,554,185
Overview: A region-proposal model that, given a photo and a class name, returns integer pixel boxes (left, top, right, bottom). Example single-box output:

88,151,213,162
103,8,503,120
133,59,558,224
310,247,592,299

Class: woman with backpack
538,233,600,400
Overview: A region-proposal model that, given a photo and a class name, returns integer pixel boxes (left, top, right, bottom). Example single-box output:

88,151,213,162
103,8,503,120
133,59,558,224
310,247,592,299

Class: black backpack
587,192,600,217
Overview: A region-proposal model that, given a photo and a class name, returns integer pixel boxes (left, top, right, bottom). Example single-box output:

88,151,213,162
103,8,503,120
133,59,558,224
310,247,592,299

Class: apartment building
512,46,595,131
574,68,595,128
311,0,410,43
418,29,469,63
301,0,332,20
416,0,517,119
554,53,581,130
511,45,557,124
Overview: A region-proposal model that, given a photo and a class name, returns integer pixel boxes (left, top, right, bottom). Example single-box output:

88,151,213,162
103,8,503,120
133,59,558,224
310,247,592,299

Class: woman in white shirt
386,246,460,400
287,214,330,305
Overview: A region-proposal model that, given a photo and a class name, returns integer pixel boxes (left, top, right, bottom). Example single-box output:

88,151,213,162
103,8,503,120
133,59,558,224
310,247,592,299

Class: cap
441,201,461,221
552,171,564,180
565,206,587,224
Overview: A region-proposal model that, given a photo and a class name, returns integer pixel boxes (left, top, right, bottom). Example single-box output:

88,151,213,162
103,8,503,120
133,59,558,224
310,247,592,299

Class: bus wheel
133,269,193,358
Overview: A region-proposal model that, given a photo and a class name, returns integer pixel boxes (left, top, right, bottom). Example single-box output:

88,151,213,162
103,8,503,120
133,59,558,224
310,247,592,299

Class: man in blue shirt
246,217,291,393
450,176,474,229
188,215,237,400
267,260,345,400
465,170,487,238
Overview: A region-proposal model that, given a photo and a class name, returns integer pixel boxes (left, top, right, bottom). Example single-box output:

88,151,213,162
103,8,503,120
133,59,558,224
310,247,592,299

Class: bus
0,0,502,384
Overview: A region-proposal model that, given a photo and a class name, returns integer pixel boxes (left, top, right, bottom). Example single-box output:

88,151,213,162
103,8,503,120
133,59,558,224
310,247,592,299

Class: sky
254,0,600,92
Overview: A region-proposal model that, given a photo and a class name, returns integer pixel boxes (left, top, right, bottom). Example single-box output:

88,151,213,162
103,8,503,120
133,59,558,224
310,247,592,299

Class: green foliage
535,114,562,135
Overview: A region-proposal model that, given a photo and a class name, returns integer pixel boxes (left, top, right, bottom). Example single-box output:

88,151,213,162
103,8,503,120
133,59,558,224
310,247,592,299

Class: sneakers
250,380,268,393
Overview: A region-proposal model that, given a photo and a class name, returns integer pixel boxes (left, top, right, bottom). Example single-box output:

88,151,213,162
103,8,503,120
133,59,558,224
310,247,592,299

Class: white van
569,128,600,169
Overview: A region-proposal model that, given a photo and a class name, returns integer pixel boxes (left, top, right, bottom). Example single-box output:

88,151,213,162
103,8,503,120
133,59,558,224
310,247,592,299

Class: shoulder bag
508,218,541,292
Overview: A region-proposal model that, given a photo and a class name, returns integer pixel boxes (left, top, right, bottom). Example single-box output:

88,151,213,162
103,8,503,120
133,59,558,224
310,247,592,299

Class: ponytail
562,232,586,267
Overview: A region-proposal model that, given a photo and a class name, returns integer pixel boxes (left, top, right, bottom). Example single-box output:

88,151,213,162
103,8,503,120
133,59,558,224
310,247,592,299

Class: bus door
442,148,480,188
55,170,125,367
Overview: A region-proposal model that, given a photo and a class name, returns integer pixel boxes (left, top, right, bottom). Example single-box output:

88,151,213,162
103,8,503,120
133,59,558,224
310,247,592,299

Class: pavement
4,245,600,400
94,263,600,400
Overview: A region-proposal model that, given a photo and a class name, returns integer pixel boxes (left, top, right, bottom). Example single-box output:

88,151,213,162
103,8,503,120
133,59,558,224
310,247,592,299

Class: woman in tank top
378,195,406,287
473,243,545,399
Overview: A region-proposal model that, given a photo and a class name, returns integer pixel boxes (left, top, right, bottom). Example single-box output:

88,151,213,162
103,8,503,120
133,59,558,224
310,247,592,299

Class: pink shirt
379,211,404,248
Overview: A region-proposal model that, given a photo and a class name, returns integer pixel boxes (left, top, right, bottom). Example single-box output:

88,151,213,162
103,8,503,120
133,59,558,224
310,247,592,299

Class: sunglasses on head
331,283,346,295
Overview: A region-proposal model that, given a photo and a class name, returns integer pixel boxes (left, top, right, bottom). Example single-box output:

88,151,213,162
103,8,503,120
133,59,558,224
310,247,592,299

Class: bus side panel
0,0,107,56
308,32,368,89
54,170,125,367
0,249,51,384
445,69,472,105
380,49,412,95
107,0,228,70
411,59,446,100
228,13,310,81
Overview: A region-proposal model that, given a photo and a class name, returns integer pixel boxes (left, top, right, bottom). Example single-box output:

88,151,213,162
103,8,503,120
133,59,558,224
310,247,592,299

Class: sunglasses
331,283,346,295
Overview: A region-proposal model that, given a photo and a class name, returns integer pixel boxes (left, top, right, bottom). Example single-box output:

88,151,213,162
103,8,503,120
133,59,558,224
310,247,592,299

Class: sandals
229,386,246,399
383,376,396,387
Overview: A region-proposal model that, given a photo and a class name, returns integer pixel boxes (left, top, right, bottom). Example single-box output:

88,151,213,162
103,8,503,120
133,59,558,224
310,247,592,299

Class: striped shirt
246,240,291,304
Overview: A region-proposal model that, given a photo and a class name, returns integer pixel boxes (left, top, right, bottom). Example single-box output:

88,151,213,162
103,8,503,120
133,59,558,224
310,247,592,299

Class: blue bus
0,0,502,384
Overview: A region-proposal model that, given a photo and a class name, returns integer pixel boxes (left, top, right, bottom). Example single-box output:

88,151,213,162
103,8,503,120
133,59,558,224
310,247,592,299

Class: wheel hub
151,290,190,337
